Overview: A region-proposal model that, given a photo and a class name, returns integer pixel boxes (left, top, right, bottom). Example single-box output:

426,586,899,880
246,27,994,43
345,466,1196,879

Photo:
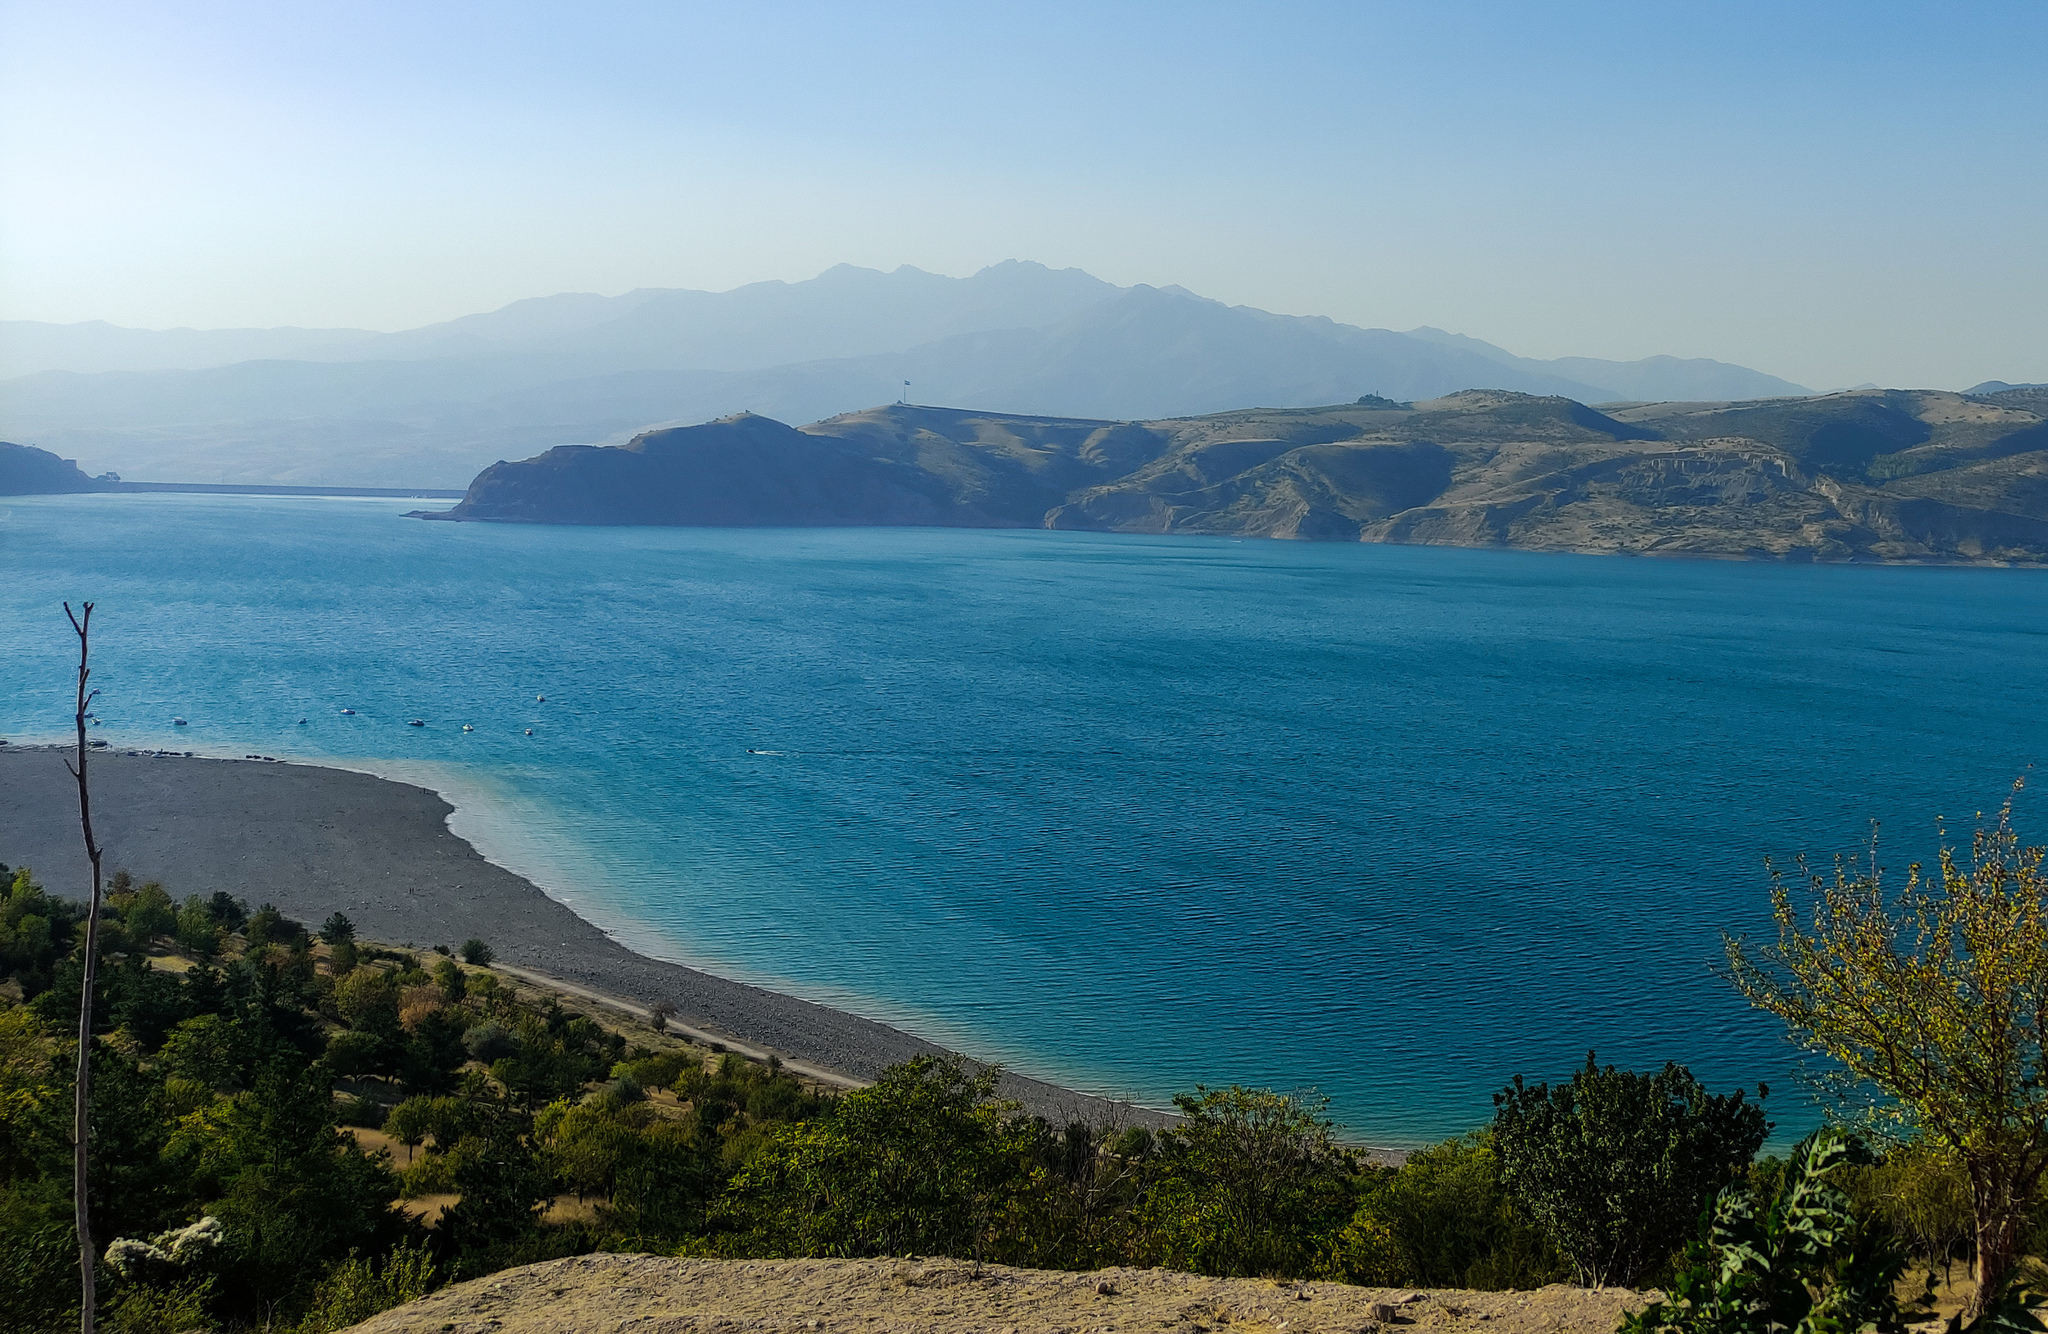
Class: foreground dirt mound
345,1253,1646,1334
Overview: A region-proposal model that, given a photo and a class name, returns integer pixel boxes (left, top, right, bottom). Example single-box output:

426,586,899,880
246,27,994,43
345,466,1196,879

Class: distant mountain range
0,263,1815,487
423,386,2048,565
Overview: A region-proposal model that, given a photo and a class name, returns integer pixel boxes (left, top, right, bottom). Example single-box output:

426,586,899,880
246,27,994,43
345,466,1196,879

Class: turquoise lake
6,492,2048,1143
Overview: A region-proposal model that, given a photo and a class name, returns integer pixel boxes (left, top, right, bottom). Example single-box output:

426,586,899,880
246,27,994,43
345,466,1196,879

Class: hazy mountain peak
1404,326,1521,365
2,261,1829,485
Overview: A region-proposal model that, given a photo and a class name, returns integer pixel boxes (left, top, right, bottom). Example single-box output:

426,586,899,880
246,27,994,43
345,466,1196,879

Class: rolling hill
424,386,2048,564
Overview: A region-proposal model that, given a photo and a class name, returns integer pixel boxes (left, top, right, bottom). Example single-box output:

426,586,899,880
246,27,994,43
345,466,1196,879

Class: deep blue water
6,492,2048,1143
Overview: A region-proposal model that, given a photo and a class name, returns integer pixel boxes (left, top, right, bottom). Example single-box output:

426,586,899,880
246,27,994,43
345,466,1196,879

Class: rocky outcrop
423,389,2048,563
0,440,114,495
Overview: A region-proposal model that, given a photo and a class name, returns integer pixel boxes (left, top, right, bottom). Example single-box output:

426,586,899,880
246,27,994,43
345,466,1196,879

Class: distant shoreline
111,482,468,499
0,745,1174,1130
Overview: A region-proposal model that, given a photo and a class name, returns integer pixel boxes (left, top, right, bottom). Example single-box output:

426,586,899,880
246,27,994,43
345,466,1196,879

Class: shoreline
0,745,1173,1129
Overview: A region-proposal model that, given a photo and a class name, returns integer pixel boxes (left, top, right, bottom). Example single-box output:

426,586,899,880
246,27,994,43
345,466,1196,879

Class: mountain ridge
0,264,1820,488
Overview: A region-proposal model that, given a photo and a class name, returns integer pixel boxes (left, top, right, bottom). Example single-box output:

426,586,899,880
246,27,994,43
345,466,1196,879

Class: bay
5,491,2047,1143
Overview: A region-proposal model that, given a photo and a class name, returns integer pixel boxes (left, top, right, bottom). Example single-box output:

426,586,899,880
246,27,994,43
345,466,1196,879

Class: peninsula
420,386,2048,564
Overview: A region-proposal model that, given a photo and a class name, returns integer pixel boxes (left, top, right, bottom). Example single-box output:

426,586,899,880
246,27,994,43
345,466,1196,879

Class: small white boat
408,719,425,727
536,694,546,702
524,728,533,736
172,717,188,726
462,724,474,732
340,708,356,715
297,718,307,725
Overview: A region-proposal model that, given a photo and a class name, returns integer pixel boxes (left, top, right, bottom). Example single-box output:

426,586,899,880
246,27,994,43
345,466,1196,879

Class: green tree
1725,797,2048,1311
459,939,494,967
121,883,176,945
0,868,81,998
173,898,220,962
243,903,305,949
1136,1085,1359,1279
1339,1132,1560,1289
1492,1054,1768,1287
720,1057,1031,1260
203,1059,408,1313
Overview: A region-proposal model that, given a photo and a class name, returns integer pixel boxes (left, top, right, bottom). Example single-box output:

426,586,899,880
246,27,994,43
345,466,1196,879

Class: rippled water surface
6,493,2048,1141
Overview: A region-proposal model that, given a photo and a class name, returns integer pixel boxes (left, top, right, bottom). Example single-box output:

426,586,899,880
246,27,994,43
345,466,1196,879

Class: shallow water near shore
6,492,2048,1143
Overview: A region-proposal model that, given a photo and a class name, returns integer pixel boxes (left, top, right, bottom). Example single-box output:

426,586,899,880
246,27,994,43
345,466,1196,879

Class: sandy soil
344,1254,1647,1334
0,747,1163,1126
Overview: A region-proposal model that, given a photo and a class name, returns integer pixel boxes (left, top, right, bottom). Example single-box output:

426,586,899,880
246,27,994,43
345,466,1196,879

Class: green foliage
1845,1139,1976,1282
720,1056,1030,1259
1493,1053,1769,1287
104,1278,214,1334
174,896,222,960
0,1214,78,1334
244,902,308,949
1135,1085,1359,1279
432,957,467,1001
1621,1128,1926,1334
289,1241,436,1334
1726,798,2048,1306
12,872,1852,1323
0,867,80,998
1338,1132,1561,1289
116,880,177,945
460,938,494,966
204,893,248,933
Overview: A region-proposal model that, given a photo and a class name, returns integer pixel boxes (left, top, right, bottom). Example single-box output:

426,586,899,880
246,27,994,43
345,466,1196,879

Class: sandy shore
0,746,1165,1127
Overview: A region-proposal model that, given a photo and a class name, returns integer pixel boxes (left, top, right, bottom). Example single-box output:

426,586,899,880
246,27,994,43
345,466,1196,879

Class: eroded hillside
426,387,2048,563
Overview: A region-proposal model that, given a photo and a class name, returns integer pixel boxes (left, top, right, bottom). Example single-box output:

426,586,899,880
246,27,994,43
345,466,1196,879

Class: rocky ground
345,1254,1647,1334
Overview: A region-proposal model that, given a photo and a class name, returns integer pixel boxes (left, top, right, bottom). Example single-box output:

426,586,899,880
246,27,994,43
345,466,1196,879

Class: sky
1,0,2043,390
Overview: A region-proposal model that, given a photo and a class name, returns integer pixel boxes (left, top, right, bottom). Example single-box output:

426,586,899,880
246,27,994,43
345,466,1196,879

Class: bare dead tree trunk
64,601,104,1334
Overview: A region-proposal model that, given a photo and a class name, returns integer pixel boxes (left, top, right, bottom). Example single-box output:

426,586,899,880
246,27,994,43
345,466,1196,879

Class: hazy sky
2,1,2043,389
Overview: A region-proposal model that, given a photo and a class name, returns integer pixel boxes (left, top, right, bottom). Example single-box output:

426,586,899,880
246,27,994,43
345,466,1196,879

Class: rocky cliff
423,387,2048,564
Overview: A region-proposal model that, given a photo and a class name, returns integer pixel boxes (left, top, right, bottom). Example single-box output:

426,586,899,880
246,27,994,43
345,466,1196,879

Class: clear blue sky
2,0,2042,388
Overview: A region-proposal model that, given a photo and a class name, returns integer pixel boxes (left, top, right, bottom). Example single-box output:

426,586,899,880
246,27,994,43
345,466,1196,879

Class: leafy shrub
204,893,248,933
324,1028,386,1079
104,1277,214,1334
1134,1085,1359,1279
1622,1129,1924,1334
431,958,467,1002
336,1093,389,1129
0,867,81,998
617,1049,695,1091
463,1021,519,1063
1338,1132,1560,1289
245,902,308,949
460,939,495,966
174,896,222,960
119,881,177,944
290,1241,436,1334
1846,1139,1975,1282
720,1057,1032,1260
1493,1054,1768,1287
